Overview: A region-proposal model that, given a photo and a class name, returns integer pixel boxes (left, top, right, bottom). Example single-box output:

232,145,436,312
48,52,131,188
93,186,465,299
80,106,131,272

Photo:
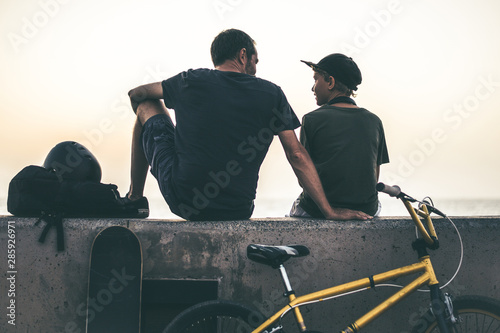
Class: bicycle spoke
456,312,500,333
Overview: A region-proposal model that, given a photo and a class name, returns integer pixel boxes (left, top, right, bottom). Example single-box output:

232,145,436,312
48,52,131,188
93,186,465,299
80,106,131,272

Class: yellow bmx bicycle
163,183,500,333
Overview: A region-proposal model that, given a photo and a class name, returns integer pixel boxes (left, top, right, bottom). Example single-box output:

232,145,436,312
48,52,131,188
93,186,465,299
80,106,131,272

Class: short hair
316,70,355,97
210,29,256,67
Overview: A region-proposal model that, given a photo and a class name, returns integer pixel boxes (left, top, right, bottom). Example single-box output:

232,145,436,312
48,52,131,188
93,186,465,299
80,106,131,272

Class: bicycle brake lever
421,198,447,218
424,205,447,218
401,193,417,202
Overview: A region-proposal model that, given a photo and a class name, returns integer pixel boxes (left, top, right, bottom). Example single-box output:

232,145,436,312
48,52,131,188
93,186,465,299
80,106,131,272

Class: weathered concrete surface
0,216,499,333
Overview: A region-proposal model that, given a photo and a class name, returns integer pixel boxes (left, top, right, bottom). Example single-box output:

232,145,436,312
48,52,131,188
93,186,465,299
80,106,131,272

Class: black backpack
7,165,147,251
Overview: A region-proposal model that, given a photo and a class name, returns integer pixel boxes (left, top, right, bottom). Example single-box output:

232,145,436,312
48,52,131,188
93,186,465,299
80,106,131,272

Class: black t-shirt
298,105,389,217
162,69,300,220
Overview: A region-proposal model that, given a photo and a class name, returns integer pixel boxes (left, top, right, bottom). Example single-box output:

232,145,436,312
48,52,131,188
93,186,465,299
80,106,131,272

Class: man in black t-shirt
126,29,371,221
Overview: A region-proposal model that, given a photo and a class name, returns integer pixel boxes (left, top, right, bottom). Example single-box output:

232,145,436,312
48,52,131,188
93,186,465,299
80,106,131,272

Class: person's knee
136,100,166,125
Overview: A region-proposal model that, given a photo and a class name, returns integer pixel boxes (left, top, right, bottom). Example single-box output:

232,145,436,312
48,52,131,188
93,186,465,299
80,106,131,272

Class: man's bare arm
128,82,163,113
278,130,371,220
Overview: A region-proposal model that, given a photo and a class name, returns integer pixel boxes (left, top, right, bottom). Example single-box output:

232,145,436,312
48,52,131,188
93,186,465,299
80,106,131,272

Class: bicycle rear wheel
412,295,500,333
162,300,267,333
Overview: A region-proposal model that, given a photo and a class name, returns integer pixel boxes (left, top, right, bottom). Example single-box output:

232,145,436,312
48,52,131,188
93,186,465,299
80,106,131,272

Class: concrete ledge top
1,215,499,231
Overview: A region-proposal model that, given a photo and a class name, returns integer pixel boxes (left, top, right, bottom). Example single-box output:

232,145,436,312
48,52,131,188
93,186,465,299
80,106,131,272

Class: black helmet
43,141,102,182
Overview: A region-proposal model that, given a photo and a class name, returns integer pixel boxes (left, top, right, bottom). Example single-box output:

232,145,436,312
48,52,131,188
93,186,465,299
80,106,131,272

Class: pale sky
1,0,499,218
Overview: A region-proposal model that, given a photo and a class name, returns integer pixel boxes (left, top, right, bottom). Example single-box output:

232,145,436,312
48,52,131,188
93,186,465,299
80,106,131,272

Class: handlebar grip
376,182,401,197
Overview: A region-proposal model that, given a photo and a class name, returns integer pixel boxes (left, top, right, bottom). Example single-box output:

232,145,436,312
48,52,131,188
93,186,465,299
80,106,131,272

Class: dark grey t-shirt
297,105,389,216
162,68,300,220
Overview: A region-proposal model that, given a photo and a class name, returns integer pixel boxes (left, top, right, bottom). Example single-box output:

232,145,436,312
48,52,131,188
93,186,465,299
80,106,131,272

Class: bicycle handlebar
377,182,439,249
376,182,402,197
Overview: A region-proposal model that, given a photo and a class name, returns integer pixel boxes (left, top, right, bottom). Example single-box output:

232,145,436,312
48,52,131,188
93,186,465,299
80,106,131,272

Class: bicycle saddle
247,244,310,268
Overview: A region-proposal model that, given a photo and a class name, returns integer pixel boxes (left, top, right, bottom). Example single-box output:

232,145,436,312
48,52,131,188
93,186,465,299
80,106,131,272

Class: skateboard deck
86,226,142,333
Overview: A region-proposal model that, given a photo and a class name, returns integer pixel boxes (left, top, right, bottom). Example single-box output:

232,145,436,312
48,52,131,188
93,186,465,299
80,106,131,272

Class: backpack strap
35,212,65,251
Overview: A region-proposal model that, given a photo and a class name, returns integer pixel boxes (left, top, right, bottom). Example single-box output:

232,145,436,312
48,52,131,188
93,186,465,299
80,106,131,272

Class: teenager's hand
325,208,372,220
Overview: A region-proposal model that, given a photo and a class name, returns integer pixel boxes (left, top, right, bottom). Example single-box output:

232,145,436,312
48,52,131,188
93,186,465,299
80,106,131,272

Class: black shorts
141,113,254,221
141,114,183,217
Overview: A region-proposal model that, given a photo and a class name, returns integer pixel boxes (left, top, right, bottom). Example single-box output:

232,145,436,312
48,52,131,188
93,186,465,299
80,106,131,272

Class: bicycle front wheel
412,295,500,333
162,300,267,333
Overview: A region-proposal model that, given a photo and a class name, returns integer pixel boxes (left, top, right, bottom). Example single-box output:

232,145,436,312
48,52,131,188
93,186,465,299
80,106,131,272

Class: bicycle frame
252,199,444,333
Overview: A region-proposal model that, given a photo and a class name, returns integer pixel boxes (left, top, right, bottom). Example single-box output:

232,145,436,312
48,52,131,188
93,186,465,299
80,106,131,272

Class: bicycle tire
162,300,268,333
411,295,500,333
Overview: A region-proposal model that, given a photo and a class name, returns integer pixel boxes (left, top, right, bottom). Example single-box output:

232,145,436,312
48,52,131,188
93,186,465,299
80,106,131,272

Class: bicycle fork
428,286,458,333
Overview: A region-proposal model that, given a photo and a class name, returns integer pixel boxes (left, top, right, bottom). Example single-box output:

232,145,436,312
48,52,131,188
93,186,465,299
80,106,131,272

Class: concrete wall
0,215,499,333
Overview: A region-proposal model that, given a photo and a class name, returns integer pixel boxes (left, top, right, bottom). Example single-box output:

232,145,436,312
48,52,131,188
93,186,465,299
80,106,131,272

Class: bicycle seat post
278,264,309,331
278,264,294,297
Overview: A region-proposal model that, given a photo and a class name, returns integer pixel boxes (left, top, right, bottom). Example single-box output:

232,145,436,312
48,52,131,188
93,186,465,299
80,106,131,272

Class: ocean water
252,196,500,219
2,194,498,219
137,196,500,219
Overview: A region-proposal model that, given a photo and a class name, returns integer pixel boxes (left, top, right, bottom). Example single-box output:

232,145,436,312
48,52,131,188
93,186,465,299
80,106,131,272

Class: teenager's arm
128,82,164,113
278,130,371,220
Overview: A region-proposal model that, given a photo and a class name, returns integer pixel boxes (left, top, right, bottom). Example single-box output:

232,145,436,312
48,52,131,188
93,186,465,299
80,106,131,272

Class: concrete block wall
0,216,499,332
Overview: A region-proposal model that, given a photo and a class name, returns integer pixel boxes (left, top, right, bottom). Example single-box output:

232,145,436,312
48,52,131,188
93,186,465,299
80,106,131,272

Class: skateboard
86,226,142,333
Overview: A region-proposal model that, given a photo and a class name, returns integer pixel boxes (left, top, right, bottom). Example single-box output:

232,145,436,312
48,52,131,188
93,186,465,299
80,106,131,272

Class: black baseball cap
301,53,362,91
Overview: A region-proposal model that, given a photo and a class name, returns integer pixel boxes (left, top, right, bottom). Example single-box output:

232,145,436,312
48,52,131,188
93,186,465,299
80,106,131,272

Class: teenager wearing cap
126,30,371,221
290,53,390,217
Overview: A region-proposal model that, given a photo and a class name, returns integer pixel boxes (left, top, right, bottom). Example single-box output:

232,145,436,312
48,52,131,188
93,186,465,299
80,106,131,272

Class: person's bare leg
128,118,149,200
128,99,171,201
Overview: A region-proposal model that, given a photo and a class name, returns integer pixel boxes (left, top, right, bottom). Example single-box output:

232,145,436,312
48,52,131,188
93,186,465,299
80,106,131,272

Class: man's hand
324,208,372,221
